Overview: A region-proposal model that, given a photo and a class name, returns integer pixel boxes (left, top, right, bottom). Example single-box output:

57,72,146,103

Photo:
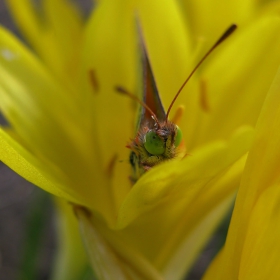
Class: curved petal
51,198,88,280
6,0,83,85
163,192,235,280
5,0,42,45
0,128,83,204
203,68,280,279
238,185,280,279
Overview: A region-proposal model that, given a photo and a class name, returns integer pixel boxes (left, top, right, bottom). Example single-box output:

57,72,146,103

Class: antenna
115,86,161,128
165,24,237,121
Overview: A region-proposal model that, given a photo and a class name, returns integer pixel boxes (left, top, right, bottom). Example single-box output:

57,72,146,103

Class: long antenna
115,86,161,128
165,24,237,121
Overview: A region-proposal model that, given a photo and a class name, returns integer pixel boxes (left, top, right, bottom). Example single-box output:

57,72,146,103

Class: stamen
182,152,192,159
72,204,91,218
199,79,210,112
88,69,99,93
106,154,118,177
171,105,185,125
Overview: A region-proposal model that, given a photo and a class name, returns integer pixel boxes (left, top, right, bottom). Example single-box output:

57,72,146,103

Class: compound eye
144,131,165,155
174,125,183,147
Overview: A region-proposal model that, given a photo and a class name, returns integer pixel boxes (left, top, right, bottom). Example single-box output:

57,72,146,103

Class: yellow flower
1,0,280,279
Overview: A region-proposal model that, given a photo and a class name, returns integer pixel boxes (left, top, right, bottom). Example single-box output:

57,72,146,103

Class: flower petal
0,128,82,204
76,206,163,280
185,16,280,149
181,0,256,48
0,27,87,176
51,198,88,280
238,185,280,279
0,26,116,220
6,0,83,84
163,193,235,280
80,1,139,214
5,0,42,45
203,68,280,279
136,0,193,106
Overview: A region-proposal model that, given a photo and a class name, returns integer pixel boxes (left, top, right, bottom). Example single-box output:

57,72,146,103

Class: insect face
128,118,183,179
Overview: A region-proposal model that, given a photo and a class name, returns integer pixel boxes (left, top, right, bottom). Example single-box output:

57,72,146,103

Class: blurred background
0,1,230,279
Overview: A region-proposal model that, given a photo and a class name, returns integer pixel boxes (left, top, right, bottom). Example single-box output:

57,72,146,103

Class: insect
117,24,237,182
